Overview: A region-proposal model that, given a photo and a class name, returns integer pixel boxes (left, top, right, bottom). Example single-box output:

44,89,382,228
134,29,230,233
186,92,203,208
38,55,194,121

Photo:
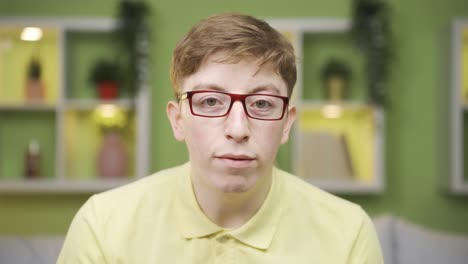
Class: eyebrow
192,84,224,92
191,83,282,95
250,85,281,95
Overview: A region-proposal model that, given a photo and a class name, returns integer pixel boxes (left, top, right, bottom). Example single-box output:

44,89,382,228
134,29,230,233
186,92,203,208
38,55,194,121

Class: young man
58,13,383,263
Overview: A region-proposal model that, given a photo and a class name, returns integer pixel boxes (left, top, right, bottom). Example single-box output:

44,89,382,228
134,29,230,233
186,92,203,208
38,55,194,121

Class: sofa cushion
396,219,468,264
0,236,63,264
373,214,396,264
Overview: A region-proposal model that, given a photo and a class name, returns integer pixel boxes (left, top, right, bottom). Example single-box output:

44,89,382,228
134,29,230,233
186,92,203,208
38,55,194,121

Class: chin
218,184,250,193
213,175,254,193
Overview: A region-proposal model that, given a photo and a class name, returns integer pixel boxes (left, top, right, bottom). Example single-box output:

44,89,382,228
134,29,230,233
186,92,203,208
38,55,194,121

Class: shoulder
275,168,382,261
97,164,184,198
59,163,191,262
83,163,188,222
276,167,369,235
277,167,363,213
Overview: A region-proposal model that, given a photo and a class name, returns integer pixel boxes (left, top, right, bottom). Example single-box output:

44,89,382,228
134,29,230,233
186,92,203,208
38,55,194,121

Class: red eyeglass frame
178,90,289,121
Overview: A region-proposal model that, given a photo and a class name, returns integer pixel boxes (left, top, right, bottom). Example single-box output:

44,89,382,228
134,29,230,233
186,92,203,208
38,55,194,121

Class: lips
217,154,255,160
214,154,256,168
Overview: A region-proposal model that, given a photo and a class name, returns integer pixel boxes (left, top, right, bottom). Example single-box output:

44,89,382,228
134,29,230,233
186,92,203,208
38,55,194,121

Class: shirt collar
175,162,222,238
229,167,284,250
174,162,285,250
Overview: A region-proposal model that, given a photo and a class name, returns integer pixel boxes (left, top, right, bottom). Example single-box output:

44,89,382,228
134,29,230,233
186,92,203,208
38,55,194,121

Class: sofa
373,214,468,264
1,215,468,263
0,236,63,264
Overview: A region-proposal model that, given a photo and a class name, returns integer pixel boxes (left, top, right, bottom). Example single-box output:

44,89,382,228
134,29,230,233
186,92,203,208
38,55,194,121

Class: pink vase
97,131,128,178
26,79,45,102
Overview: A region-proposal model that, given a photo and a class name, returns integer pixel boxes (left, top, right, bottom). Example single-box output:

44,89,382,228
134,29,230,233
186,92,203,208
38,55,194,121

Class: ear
166,100,185,142
280,105,296,144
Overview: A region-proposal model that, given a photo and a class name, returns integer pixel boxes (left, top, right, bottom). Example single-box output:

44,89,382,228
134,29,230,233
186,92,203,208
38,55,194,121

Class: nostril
224,122,250,142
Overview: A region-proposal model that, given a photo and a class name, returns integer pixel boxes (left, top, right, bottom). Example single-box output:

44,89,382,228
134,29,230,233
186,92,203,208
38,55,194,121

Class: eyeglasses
178,90,289,121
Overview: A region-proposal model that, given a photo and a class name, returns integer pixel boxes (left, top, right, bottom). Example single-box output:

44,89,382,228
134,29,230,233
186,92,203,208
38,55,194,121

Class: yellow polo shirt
58,162,383,263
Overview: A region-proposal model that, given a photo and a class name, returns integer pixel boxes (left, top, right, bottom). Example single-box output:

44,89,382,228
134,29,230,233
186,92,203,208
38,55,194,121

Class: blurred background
0,0,468,262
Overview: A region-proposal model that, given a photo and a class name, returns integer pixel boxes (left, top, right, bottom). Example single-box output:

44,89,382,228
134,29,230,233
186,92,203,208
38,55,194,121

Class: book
297,131,354,181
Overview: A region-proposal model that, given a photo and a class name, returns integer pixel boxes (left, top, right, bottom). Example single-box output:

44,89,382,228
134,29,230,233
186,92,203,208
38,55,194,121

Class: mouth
214,154,256,168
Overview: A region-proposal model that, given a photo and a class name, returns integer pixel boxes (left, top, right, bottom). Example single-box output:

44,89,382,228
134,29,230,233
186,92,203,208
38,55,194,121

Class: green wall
1,0,468,235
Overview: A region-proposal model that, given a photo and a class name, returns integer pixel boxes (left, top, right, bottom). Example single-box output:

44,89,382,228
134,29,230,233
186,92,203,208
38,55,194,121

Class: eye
192,92,227,109
254,99,272,108
203,97,218,106
201,97,222,106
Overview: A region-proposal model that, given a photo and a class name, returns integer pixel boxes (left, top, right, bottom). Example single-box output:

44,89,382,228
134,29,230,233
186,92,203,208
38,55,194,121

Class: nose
224,101,250,143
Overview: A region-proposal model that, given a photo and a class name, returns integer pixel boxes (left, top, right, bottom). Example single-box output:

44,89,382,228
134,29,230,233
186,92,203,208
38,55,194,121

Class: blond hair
170,13,296,97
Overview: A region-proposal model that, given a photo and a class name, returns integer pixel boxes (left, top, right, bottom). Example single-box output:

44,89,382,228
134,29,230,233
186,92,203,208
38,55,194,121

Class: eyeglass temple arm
177,93,188,101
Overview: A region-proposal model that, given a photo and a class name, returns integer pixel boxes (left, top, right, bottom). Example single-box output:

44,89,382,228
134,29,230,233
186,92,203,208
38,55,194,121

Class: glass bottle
25,139,41,178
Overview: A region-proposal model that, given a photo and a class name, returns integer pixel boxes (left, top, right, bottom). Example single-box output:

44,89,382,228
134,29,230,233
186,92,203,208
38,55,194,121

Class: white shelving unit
449,18,468,194
267,18,385,194
0,17,150,193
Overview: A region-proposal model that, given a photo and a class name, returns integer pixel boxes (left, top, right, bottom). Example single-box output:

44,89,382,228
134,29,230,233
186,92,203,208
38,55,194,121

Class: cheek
253,123,285,156
184,118,217,154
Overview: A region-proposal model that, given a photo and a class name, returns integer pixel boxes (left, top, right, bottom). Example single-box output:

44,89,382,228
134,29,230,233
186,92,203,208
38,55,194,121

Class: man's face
167,53,296,193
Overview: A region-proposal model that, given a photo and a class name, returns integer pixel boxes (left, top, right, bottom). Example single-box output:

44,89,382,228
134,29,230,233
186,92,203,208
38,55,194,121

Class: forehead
180,53,288,96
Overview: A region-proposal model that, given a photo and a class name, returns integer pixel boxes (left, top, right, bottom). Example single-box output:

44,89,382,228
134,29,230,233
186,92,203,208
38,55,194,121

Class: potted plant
25,57,45,102
115,0,150,97
89,59,122,100
351,0,392,106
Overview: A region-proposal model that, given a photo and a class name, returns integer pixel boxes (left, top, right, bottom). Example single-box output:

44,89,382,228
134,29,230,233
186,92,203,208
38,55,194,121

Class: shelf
0,17,150,193
0,17,117,31
450,183,468,194
449,19,468,194
63,109,136,179
64,98,134,111
65,30,123,100
0,26,60,104
0,179,134,194
293,106,383,191
302,31,367,101
311,180,384,194
267,18,385,194
0,111,56,179
300,100,372,109
0,102,57,111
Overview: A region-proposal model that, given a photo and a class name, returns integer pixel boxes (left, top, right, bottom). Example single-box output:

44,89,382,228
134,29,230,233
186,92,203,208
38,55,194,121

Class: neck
191,169,272,229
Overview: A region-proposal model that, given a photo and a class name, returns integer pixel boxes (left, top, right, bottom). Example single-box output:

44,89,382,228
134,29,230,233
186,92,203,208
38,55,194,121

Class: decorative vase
25,58,45,102
97,131,128,178
324,76,348,101
321,59,351,101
